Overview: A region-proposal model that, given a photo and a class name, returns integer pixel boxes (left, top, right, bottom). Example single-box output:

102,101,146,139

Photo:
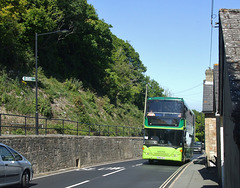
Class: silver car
194,142,203,153
0,143,33,188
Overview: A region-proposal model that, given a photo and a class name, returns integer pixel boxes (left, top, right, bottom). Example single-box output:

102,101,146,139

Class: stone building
202,9,240,187
202,67,217,167
217,9,240,188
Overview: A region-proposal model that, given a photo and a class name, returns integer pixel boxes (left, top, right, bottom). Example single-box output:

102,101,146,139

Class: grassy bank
0,69,143,135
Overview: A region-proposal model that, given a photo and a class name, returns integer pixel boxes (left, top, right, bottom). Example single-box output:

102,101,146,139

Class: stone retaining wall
0,135,143,175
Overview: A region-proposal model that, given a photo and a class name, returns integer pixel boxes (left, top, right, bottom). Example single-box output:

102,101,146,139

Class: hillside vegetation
0,69,144,135
0,0,165,130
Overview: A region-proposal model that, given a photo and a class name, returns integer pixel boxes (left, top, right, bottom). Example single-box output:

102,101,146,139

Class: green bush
64,78,83,92
12,128,25,135
38,97,52,118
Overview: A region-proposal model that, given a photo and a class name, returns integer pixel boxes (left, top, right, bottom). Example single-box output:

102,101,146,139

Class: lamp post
35,30,68,135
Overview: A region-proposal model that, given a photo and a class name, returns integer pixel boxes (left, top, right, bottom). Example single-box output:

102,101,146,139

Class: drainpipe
220,119,224,187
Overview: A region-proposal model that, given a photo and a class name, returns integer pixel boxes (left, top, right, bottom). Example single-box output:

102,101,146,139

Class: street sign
22,76,36,82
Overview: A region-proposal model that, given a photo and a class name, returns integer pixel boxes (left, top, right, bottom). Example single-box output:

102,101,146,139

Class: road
29,159,181,188
11,154,201,188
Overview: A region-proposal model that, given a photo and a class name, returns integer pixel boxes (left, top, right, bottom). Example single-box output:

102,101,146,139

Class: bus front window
147,100,184,113
145,129,183,147
146,100,184,127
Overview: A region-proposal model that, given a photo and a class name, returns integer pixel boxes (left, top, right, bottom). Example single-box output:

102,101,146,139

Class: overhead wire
179,92,203,97
171,0,217,110
173,83,203,95
209,0,218,68
174,1,216,98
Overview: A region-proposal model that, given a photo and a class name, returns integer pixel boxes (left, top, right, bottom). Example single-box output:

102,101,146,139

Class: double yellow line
159,161,193,188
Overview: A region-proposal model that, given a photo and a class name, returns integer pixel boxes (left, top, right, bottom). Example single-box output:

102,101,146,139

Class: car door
0,145,21,184
0,156,5,185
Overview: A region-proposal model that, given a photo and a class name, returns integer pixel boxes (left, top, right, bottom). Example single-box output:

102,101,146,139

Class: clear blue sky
87,0,239,111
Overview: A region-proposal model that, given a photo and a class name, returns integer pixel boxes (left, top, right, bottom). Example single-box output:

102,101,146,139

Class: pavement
169,154,221,188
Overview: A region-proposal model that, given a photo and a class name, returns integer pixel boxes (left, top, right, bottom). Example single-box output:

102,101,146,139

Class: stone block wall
0,135,143,175
205,115,217,167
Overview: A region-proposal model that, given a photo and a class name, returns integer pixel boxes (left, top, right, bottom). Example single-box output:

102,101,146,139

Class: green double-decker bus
142,97,195,164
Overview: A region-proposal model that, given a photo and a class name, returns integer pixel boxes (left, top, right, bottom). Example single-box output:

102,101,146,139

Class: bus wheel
149,159,154,164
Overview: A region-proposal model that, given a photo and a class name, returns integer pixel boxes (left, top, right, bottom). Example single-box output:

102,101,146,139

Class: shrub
64,78,83,92
38,97,52,118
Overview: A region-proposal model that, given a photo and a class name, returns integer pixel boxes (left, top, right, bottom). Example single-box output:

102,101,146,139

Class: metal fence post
45,119,47,135
62,120,64,135
24,116,27,135
77,122,79,136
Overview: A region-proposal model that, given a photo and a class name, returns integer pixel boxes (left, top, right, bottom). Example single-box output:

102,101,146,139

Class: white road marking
98,167,124,171
102,168,125,177
132,163,143,167
65,180,90,188
81,167,96,171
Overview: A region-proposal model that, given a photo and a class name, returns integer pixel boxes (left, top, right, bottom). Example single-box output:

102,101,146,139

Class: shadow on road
193,156,206,165
193,156,220,187
198,167,220,186
5,183,38,188
143,160,185,166
29,183,38,187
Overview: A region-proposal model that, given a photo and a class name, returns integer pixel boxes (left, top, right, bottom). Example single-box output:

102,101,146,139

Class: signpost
22,76,36,82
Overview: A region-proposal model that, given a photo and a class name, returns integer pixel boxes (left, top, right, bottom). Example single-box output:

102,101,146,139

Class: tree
0,0,27,71
0,0,166,113
0,0,64,74
47,0,113,91
193,110,205,142
103,36,147,105
147,78,165,98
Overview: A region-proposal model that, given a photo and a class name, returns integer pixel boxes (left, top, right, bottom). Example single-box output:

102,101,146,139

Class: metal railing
0,113,142,137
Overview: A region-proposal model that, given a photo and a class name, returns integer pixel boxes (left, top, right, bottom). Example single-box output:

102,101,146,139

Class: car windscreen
194,142,202,146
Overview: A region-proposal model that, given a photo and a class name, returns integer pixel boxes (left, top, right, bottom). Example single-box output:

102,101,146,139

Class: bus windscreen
144,129,183,148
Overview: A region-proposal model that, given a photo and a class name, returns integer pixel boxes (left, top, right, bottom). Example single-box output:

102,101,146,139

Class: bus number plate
157,157,165,159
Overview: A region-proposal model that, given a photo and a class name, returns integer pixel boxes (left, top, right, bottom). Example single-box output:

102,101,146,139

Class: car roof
0,143,18,152
0,143,8,147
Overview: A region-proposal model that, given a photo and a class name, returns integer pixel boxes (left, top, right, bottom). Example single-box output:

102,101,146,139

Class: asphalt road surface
9,153,202,188
29,159,182,188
